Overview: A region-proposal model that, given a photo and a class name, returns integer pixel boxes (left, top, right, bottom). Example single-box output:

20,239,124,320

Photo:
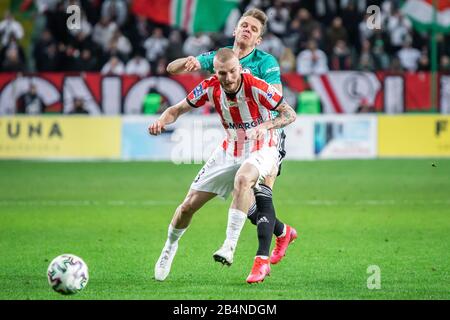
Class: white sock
279,224,287,238
167,224,187,246
225,209,247,248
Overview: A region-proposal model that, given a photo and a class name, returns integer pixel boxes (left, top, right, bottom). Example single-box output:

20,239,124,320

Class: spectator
387,10,412,53
0,11,24,46
143,28,169,66
283,18,308,55
371,30,391,70
107,30,132,59
397,40,421,71
357,40,376,71
389,56,404,73
101,0,128,27
358,14,374,48
326,17,348,53
154,57,168,76
258,31,285,59
126,52,151,77
1,46,25,72
17,84,46,114
69,97,89,114
440,55,450,72
92,16,118,51
330,40,352,70
101,55,125,75
266,0,290,37
417,53,430,71
74,48,98,71
296,39,328,75
182,32,213,58
296,8,320,40
279,47,296,73
166,30,184,62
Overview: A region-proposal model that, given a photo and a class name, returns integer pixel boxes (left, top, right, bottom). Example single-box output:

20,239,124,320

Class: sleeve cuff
272,97,284,110
186,97,199,108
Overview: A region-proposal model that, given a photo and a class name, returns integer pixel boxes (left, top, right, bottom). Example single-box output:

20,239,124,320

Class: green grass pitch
0,159,449,300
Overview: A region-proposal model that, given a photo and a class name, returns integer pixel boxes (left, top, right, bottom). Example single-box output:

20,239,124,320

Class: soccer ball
47,254,89,295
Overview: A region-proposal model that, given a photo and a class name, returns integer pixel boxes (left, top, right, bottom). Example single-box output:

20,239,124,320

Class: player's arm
166,56,201,74
272,83,283,95
262,101,296,130
148,99,192,135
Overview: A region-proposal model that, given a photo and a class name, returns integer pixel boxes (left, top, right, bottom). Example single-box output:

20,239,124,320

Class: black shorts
277,131,287,177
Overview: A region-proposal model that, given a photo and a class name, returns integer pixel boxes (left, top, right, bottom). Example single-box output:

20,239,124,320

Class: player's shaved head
213,48,242,93
214,48,238,64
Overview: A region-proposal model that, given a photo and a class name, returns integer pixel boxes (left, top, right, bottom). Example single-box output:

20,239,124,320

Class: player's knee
178,198,196,216
234,174,252,193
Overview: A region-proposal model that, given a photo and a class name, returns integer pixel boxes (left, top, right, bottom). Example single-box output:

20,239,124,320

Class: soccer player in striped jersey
150,48,296,283
167,8,298,271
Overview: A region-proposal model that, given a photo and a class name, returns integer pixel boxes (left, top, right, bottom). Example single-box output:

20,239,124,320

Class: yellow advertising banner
0,117,121,159
378,116,450,156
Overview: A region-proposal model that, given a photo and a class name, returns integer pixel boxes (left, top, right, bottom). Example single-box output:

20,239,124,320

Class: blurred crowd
1,0,450,76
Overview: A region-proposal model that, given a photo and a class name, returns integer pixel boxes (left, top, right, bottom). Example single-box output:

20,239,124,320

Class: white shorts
190,145,279,199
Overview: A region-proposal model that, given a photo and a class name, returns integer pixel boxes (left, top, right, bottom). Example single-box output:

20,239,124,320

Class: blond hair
214,48,238,63
240,8,268,36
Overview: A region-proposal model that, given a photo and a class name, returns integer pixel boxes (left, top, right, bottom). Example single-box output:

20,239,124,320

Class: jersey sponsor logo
192,84,204,98
228,116,264,130
265,66,280,73
267,86,275,99
201,51,214,56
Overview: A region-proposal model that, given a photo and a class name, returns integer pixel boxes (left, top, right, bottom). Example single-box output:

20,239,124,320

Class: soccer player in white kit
149,48,296,282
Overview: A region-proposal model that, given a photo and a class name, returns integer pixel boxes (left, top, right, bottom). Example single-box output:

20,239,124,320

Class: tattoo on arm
268,102,297,129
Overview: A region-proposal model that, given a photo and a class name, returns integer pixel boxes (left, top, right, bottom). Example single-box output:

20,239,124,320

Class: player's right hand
184,56,201,72
148,120,166,136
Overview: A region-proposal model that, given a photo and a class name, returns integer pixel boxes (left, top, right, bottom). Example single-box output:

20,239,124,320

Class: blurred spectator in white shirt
258,31,285,59
0,11,24,46
296,40,329,75
101,55,125,75
126,52,151,77
93,16,118,51
101,0,128,27
143,28,169,64
266,0,290,37
397,41,421,71
107,30,132,58
182,33,213,57
388,10,412,52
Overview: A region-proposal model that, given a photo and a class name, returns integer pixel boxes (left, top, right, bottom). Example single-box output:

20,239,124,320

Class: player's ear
255,36,262,46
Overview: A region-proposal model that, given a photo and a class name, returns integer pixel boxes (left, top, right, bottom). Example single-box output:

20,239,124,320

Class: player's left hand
247,126,267,141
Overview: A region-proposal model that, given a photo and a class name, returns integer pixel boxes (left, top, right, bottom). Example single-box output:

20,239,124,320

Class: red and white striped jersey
186,73,284,157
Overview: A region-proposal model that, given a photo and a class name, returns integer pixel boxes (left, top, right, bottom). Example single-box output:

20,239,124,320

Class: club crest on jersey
192,84,204,98
242,68,252,74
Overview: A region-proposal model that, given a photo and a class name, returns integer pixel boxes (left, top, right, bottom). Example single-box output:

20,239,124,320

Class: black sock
247,193,285,238
254,184,276,257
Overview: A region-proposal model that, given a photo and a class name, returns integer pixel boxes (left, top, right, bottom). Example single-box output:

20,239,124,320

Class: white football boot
154,242,178,281
213,241,235,266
